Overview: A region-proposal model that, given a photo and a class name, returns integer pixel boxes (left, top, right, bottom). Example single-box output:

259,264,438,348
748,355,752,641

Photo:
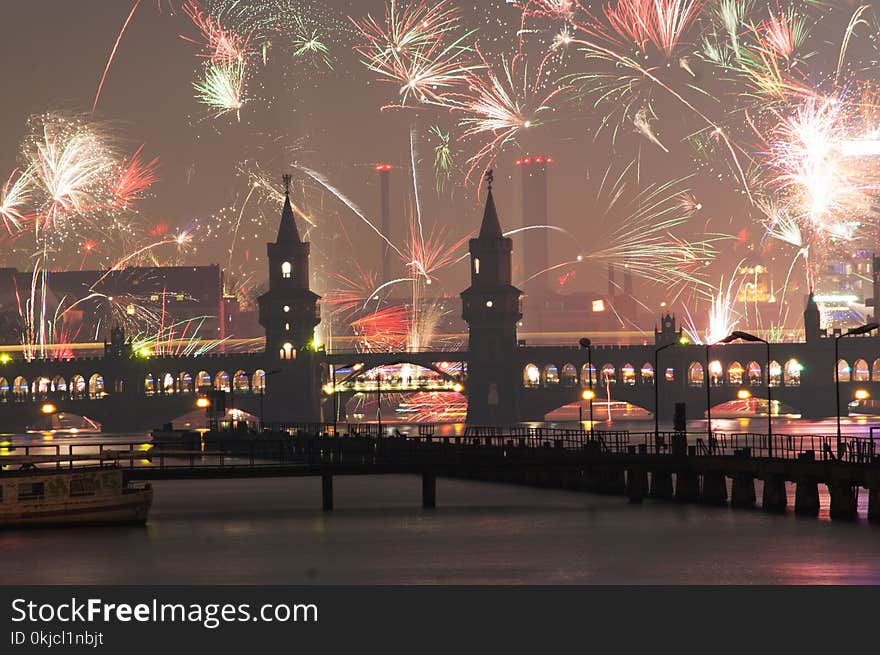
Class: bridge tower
257,175,322,422
804,292,821,343
461,172,523,424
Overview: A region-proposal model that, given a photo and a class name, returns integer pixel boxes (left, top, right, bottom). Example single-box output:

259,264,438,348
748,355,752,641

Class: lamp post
579,338,594,439
377,367,382,437
835,323,879,443
720,331,773,457
331,365,338,436
652,340,684,441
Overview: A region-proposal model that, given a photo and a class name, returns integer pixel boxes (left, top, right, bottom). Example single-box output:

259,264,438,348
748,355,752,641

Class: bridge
2,180,880,430
8,427,879,521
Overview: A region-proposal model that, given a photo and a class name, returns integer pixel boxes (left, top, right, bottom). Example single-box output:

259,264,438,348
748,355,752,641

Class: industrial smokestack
517,155,551,293
376,163,393,283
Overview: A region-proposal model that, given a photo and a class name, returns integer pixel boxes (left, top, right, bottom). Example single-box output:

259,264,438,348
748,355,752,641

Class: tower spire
478,170,503,240
276,173,301,244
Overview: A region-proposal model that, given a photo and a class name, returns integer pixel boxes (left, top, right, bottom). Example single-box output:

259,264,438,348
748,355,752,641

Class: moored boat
0,466,152,528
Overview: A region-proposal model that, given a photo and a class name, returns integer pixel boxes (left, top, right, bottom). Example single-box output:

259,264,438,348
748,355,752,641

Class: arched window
51,376,67,393
144,374,156,396
873,359,880,381
784,359,802,387
89,374,105,399
665,367,675,382
13,376,29,400
70,375,86,399
687,362,704,388
542,364,559,386
161,373,175,394
473,257,480,275
234,370,250,392
768,361,782,387
0,377,8,402
12,376,28,400
280,342,295,360
561,364,577,387
197,371,212,391
837,359,851,383
747,361,762,387
621,363,636,386
178,372,193,394
641,363,655,385
32,377,51,399
601,364,616,385
708,360,723,387
253,370,267,394
581,363,596,387
727,361,744,386
281,261,292,279
214,370,231,392
853,359,869,382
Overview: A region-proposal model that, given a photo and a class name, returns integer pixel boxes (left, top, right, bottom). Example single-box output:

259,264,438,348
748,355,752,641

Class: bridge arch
196,371,211,391
784,359,802,386
215,371,231,392
687,362,703,387
523,363,540,388
253,370,266,393
747,361,762,386
51,375,67,393
837,359,851,382
561,363,577,387
621,363,636,386
580,363,596,387
160,373,175,394
178,372,193,394
70,375,86,399
338,361,463,392
233,370,250,392
144,374,156,396
708,360,722,387
89,374,105,399
13,376,28,401
769,360,781,387
32,376,51,400
600,363,616,385
640,363,654,384
0,377,8,402
727,361,743,386
542,364,559,386
873,359,880,381
853,359,869,382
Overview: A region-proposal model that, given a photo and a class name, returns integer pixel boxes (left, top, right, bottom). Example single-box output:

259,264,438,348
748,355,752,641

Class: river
2,417,879,585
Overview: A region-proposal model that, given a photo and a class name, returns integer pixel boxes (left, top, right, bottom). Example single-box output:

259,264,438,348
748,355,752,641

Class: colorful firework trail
8,0,880,372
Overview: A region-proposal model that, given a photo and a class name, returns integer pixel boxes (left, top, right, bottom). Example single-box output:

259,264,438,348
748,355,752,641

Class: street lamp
719,331,773,456
579,338,594,439
653,336,689,442
835,323,879,441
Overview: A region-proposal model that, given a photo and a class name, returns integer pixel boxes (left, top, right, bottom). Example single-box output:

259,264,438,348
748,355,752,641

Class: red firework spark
182,0,252,63
114,145,160,210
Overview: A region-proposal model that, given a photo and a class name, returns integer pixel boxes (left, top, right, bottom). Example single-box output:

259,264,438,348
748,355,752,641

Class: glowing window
474,258,480,275
283,305,290,313
592,299,605,313
485,300,494,308
282,262,292,279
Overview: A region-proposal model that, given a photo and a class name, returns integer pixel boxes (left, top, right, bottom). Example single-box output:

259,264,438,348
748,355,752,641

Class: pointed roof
478,188,503,240
276,174,301,244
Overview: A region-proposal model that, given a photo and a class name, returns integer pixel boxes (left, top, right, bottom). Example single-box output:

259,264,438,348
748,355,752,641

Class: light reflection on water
1,419,878,585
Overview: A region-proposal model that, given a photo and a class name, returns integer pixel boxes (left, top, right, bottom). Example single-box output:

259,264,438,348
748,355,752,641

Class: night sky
1,1,876,334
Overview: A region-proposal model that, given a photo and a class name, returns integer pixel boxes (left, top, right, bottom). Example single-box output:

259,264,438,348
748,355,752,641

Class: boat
0,465,152,528
25,411,102,435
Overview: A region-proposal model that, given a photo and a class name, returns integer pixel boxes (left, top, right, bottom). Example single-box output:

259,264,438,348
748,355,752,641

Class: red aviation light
375,163,393,172
517,156,553,166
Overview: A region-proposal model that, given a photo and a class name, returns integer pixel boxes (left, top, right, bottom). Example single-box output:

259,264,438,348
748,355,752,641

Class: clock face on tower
664,320,673,329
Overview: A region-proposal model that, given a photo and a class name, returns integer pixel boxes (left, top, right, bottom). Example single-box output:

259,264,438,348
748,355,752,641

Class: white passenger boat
0,465,152,528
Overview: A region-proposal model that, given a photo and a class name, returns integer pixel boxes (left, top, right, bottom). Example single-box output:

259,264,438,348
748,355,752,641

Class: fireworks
0,168,33,234
193,59,246,118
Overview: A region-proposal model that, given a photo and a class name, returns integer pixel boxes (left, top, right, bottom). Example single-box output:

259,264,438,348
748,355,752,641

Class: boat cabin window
70,477,96,497
18,482,45,501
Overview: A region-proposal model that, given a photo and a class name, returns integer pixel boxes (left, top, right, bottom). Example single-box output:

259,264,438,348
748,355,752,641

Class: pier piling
422,472,437,509
322,473,333,512
626,468,648,503
794,478,820,516
730,474,756,509
701,472,728,506
761,475,787,513
649,471,674,499
828,481,858,521
675,470,700,502
868,488,880,524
